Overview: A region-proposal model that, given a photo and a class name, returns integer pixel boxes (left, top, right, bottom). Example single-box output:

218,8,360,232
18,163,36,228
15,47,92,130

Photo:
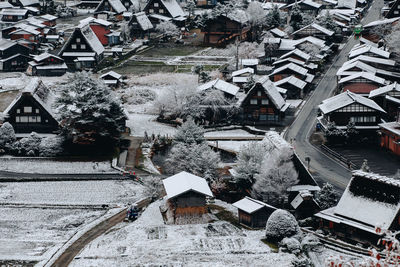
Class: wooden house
274,75,307,99
94,0,127,21
162,171,213,223
144,0,186,26
27,53,67,76
269,28,288,39
285,0,322,15
362,17,399,42
291,23,334,41
232,67,254,88
75,0,101,9
369,83,400,121
290,190,320,219
0,8,29,22
201,13,250,46
238,76,289,125
317,90,386,132
348,44,390,60
338,72,388,96
279,49,311,63
40,14,57,27
2,78,58,135
233,197,277,228
270,63,314,84
379,110,400,156
128,12,153,39
59,24,105,70
100,70,123,87
344,56,397,73
80,17,112,45
315,171,400,245
241,59,258,72
0,39,32,72
9,24,41,49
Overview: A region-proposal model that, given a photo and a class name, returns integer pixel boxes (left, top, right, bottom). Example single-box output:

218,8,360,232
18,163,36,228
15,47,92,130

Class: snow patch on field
0,180,146,205
126,113,177,137
204,129,259,138
70,200,296,267
0,158,116,174
0,207,106,262
208,140,256,154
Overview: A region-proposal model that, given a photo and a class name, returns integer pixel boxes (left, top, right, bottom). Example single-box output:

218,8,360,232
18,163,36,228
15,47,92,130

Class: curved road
285,0,383,190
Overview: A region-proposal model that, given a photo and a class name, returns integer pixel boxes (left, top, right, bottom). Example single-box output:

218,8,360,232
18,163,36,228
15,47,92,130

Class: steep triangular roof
59,25,104,56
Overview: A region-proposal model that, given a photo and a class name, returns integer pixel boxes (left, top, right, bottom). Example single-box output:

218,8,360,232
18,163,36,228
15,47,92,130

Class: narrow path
50,210,126,267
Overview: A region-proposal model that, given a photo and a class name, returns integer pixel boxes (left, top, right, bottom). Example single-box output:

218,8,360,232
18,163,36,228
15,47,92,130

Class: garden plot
70,200,296,267
0,158,116,174
204,129,261,138
126,113,177,137
0,180,146,206
0,207,107,264
208,141,255,154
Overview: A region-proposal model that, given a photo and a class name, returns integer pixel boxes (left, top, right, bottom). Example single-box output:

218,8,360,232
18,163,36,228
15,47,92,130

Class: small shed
233,197,277,228
162,171,213,220
290,190,320,219
100,71,123,87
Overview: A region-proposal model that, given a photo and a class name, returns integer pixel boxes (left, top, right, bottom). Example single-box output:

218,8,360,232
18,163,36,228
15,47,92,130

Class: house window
250,99,257,105
81,44,86,49
24,106,32,113
154,2,159,7
19,116,29,123
35,109,39,113
149,9,154,13
257,91,262,96
18,16,22,20
76,38,81,43
159,8,164,13
124,2,129,6
16,109,20,114
71,44,77,49
260,115,267,121
395,11,399,14
11,61,17,66
261,99,269,105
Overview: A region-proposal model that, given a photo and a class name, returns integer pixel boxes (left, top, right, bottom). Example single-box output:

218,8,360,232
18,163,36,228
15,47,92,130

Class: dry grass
0,90,19,112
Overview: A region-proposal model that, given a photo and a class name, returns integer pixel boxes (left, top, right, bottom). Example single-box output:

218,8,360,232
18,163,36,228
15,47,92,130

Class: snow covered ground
0,207,106,263
0,180,146,206
204,129,259,138
70,199,296,267
208,140,256,154
0,158,116,174
126,113,177,137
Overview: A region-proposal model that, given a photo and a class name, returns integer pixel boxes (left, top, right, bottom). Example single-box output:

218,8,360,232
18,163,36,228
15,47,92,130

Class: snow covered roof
80,17,112,27
162,171,213,199
160,0,185,18
33,52,62,62
359,37,378,47
338,0,356,9
0,2,13,8
274,76,307,90
241,59,258,66
0,8,28,16
264,131,293,151
369,82,400,98
198,79,240,97
280,49,311,61
364,17,400,28
271,63,308,76
96,0,126,13
0,39,17,51
334,171,400,230
270,28,288,38
133,12,153,31
349,44,390,59
40,14,57,21
100,70,122,80
287,185,320,192
319,90,386,114
292,23,334,37
344,55,396,67
233,197,276,214
232,67,254,77
239,77,286,110
20,0,39,6
338,72,387,85
296,36,327,49
336,60,377,76
3,78,57,121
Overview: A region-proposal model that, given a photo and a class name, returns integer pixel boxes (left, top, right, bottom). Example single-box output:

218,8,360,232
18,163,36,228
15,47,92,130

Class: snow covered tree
55,72,126,147
156,21,179,37
186,0,196,17
266,5,282,28
173,118,205,145
246,1,265,39
120,21,132,44
315,183,339,210
199,71,211,83
12,132,42,156
317,13,339,33
385,23,400,57
0,122,16,149
166,142,220,181
290,4,303,31
360,159,370,172
39,136,65,157
265,209,301,241
298,43,320,58
143,176,164,201
233,141,274,188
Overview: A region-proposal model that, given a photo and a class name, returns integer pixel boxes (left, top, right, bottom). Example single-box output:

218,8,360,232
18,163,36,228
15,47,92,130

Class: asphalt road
285,0,384,191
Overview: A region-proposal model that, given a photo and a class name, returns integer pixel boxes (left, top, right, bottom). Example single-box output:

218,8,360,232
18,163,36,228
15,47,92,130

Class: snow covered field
0,207,106,263
0,180,146,205
127,113,177,137
0,158,116,174
208,140,256,154
204,129,259,138
70,200,296,267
